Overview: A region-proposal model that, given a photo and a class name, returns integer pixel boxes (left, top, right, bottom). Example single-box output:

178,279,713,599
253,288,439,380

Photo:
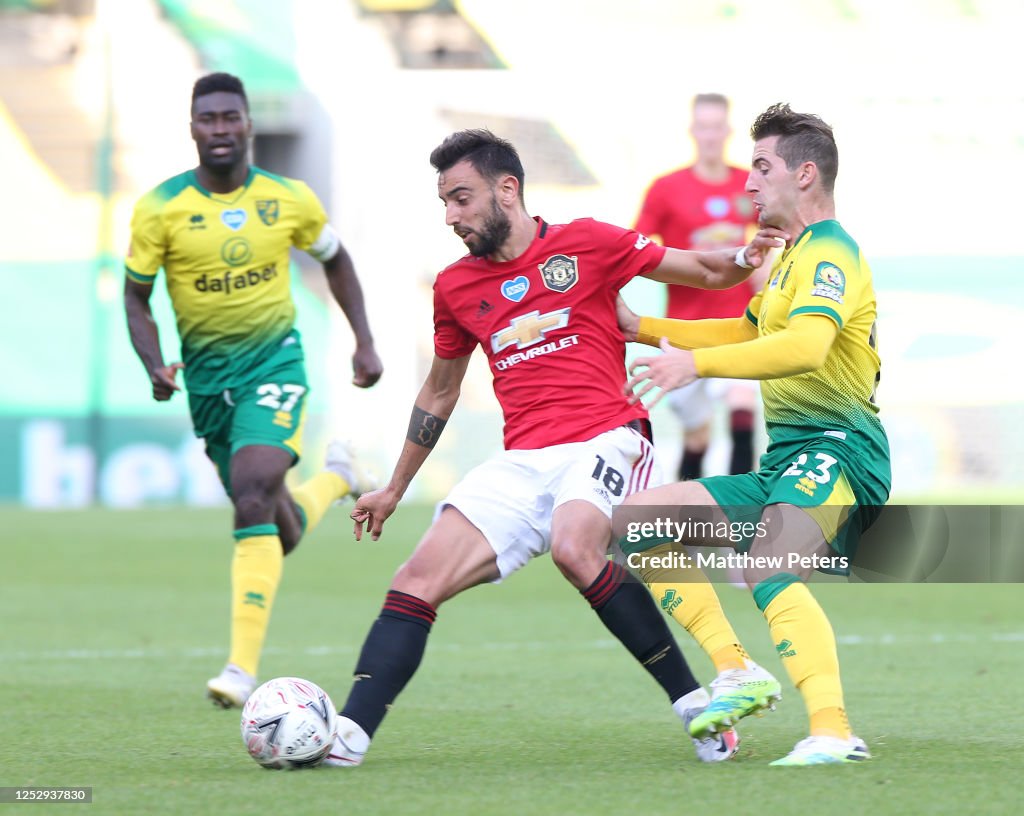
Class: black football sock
340,590,436,738
582,562,699,701
680,448,705,481
729,409,755,474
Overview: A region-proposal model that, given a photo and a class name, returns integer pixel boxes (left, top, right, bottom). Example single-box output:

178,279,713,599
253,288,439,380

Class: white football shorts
664,377,758,428
435,424,663,581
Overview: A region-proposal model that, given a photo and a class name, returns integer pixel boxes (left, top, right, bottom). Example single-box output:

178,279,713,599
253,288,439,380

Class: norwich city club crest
256,199,279,226
539,254,579,293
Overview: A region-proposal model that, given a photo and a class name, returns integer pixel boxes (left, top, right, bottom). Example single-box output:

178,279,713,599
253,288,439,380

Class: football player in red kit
325,130,784,769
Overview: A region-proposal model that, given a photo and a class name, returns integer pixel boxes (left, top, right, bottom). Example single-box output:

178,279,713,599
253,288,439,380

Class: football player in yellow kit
125,73,382,708
620,103,889,765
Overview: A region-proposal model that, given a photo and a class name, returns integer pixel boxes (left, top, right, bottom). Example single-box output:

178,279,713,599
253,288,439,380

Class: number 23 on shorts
775,449,854,508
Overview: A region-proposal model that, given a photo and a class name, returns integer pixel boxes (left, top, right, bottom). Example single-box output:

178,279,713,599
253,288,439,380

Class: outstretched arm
625,315,838,408
322,244,383,388
351,353,472,540
617,294,757,348
642,227,788,290
124,277,183,401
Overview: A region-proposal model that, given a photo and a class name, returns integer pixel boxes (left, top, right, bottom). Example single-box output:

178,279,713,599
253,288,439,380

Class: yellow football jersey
125,167,328,394
746,219,885,447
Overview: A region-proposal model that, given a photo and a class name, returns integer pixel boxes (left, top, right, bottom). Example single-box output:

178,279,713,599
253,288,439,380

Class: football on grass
240,677,337,769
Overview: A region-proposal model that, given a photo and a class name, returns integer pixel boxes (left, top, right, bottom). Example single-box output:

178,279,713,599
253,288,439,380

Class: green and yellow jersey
746,220,884,448
635,219,891,520
126,167,330,394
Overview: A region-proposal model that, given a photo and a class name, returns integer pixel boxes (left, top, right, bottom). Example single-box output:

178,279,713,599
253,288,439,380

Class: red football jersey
434,217,665,450
634,166,758,320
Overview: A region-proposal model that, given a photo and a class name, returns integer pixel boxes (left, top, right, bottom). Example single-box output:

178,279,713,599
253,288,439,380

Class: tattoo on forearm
407,406,447,449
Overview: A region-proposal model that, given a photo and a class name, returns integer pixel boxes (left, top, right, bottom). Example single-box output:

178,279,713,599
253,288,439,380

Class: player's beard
199,140,247,177
465,196,511,257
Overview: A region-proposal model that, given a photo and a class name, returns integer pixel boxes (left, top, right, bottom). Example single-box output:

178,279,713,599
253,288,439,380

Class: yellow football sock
759,576,851,739
638,544,749,672
810,706,851,740
228,526,284,677
291,472,346,535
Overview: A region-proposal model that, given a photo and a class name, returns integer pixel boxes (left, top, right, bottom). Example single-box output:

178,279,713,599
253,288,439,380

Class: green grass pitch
2,506,1021,815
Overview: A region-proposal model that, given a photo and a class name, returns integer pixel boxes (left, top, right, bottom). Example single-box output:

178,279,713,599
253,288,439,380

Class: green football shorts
699,431,891,560
188,356,309,492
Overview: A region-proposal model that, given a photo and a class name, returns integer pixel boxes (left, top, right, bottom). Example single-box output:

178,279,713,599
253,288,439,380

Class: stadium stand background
1,0,1021,506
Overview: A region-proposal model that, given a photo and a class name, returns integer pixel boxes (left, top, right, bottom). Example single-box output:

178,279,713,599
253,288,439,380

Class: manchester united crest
539,254,579,293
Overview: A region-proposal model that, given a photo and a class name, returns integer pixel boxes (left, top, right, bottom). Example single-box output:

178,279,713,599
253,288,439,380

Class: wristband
734,247,753,269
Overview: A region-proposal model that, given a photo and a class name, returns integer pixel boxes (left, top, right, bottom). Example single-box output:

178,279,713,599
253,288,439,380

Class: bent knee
390,535,499,605
390,556,439,599
233,492,277,527
741,565,764,590
550,538,606,587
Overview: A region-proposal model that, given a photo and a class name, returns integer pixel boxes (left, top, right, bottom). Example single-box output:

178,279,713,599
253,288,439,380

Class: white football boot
206,663,256,709
674,688,741,762
770,735,871,766
325,440,378,501
322,716,370,767
687,662,782,738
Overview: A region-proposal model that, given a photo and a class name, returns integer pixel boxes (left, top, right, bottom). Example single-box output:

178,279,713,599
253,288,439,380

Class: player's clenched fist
150,362,184,401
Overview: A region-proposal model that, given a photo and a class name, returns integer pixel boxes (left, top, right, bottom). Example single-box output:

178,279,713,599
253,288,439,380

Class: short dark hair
430,129,525,197
191,72,249,111
750,103,838,193
693,92,729,111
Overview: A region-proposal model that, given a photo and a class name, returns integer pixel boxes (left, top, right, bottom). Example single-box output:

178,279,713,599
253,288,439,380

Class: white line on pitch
1,631,1022,662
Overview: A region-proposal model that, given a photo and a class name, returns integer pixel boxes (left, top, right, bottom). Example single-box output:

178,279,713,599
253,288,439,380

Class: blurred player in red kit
635,93,769,481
